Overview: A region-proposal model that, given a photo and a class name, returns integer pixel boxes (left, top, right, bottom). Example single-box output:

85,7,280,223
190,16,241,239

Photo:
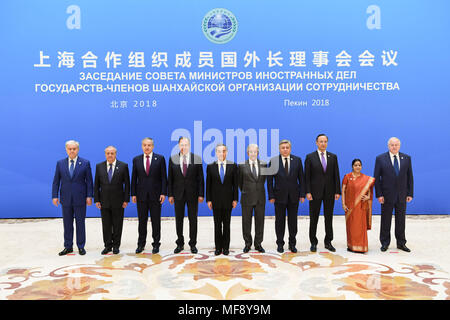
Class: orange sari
342,173,375,253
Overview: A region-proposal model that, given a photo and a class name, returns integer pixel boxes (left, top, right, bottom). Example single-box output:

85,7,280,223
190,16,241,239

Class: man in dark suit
374,137,414,252
238,144,267,253
52,140,93,256
168,137,204,254
206,144,239,256
94,146,130,255
267,140,306,254
305,134,341,253
131,137,167,254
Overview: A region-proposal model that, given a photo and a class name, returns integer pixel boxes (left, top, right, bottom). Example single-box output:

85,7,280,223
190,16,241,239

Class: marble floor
0,215,449,300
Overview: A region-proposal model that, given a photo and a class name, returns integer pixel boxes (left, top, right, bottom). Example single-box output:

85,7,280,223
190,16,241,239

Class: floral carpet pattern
1,250,449,300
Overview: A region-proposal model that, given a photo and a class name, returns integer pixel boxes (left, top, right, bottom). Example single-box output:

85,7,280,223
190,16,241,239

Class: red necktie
182,155,187,177
146,155,150,175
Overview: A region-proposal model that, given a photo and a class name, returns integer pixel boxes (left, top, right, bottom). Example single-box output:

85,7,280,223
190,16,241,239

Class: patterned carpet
0,216,449,300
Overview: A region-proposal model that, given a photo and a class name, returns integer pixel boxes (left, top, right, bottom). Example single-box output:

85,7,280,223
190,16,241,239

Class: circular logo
202,8,238,44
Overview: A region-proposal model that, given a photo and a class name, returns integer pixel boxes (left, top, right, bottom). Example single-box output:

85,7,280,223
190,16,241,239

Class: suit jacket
206,161,239,209
131,153,167,202
94,160,130,208
267,155,306,204
52,157,94,206
168,153,204,201
374,152,414,204
304,151,341,200
238,160,267,207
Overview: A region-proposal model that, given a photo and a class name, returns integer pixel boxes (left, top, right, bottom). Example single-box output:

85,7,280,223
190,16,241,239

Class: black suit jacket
238,160,267,207
131,153,167,202
304,151,341,200
374,152,414,204
267,155,306,204
168,153,204,201
94,160,130,208
206,161,239,209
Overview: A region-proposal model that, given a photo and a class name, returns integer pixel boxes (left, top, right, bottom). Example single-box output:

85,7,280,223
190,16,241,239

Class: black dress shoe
310,244,317,252
380,245,388,252
58,248,73,256
325,243,336,252
289,246,297,253
113,248,120,254
174,245,184,254
152,247,159,254
277,246,284,253
214,249,222,256
135,246,145,254
397,244,411,252
190,246,198,254
223,249,230,255
347,247,353,252
101,248,112,255
243,245,251,253
255,246,265,253
79,248,86,255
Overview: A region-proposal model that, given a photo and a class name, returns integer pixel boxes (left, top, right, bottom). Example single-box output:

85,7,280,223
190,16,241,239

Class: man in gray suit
238,144,267,253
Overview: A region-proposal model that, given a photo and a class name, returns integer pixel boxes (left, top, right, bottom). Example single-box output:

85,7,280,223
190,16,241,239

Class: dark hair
352,159,362,167
316,134,328,141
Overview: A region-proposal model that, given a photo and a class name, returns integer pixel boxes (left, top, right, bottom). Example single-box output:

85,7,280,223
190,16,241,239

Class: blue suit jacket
374,152,414,204
52,157,94,206
267,155,306,204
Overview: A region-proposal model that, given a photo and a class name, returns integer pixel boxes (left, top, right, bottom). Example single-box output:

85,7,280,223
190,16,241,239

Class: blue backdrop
1,0,449,218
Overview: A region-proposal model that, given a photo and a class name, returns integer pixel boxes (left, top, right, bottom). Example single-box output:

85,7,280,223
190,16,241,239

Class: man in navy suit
267,140,306,254
52,140,93,256
374,137,414,252
131,137,167,254
304,134,341,253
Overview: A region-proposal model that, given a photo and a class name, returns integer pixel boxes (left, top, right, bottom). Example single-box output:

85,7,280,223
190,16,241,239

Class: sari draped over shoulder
342,173,375,253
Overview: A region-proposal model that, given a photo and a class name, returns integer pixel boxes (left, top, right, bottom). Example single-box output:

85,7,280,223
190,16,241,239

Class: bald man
374,137,414,252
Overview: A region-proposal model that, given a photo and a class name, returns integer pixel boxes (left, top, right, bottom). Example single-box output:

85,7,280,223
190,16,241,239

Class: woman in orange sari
342,159,375,253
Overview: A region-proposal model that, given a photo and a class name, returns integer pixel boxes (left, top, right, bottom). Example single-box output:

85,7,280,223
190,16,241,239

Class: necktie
220,163,225,183
146,155,150,175
393,155,400,176
284,158,289,175
69,159,75,178
321,152,327,172
183,155,187,177
108,164,113,182
252,162,257,178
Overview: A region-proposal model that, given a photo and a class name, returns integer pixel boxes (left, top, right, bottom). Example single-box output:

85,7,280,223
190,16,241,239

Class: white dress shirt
68,156,78,170
180,153,190,173
389,152,400,170
249,160,259,177
218,160,227,176
317,149,328,166
143,152,153,169
106,160,117,176
281,156,290,172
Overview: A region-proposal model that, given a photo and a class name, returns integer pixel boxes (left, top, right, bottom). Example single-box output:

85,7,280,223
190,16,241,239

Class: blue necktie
69,159,75,178
220,163,224,183
108,164,113,182
393,155,400,176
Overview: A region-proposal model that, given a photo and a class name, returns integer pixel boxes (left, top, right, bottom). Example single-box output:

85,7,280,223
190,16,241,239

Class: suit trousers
380,197,407,247
242,204,265,247
213,207,232,251
62,205,86,249
137,197,161,248
101,207,124,249
174,197,198,247
309,197,335,246
274,201,299,247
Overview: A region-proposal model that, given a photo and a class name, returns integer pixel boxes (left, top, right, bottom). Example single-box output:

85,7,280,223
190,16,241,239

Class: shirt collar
69,156,78,163
389,151,399,158
144,152,153,159
317,149,327,156
107,160,117,167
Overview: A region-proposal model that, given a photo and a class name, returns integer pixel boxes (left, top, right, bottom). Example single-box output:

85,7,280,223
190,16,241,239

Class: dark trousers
174,197,198,247
137,199,161,248
242,204,265,247
380,197,407,247
309,198,335,245
101,207,124,249
62,205,86,249
213,207,232,251
274,201,299,247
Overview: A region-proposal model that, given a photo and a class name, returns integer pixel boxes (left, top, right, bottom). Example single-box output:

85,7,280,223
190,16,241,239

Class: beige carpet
0,216,449,300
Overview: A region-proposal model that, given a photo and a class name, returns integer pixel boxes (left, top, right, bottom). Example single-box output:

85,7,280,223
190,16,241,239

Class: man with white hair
374,137,414,252
52,140,93,256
